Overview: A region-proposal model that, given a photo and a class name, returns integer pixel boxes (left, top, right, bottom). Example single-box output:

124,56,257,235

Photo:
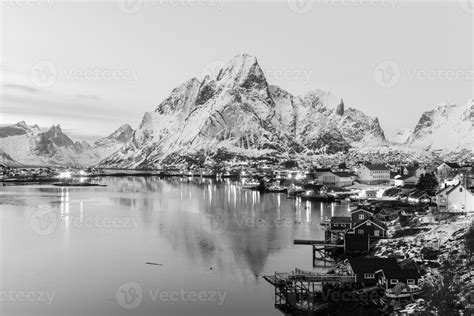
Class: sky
0,0,472,142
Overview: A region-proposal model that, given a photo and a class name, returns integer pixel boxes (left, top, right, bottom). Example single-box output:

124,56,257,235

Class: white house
357,164,391,185
314,170,353,187
437,183,474,213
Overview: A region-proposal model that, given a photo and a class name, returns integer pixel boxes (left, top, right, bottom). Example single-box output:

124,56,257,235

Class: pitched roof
352,216,387,230
444,162,461,169
351,208,373,215
330,216,351,224
378,269,421,280
348,257,400,274
446,183,462,195
364,164,390,171
314,168,332,173
332,171,353,178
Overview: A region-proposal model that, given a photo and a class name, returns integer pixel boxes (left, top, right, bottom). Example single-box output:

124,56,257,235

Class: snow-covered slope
0,122,134,166
390,129,412,144
406,100,473,157
93,124,134,161
101,54,386,168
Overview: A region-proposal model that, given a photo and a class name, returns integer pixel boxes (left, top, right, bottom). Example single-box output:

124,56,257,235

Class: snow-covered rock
406,100,473,157
390,129,412,144
0,122,134,166
101,54,386,168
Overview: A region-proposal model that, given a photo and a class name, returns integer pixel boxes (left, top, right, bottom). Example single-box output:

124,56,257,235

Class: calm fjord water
0,177,351,315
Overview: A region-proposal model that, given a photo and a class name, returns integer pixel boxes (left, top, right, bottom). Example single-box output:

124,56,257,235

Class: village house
349,216,387,238
437,183,474,213
375,268,421,290
303,184,328,195
376,209,398,222
346,257,400,286
356,164,390,184
329,217,351,231
351,208,374,225
393,174,419,187
437,162,462,178
344,233,370,253
313,169,353,188
408,190,433,204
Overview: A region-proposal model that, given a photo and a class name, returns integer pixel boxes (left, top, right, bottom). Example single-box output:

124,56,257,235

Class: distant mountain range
0,54,472,167
0,121,133,166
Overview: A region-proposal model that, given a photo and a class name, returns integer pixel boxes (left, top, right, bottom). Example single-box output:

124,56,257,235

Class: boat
287,185,304,196
385,285,423,299
267,185,287,193
52,182,106,187
242,181,260,190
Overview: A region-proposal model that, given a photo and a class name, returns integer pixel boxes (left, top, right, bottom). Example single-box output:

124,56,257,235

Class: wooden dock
263,268,357,313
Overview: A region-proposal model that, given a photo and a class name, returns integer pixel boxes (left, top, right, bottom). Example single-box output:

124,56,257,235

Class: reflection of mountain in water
100,176,314,276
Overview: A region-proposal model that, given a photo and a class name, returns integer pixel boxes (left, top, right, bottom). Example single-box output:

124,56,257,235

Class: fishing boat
267,185,287,193
242,181,260,190
385,285,423,299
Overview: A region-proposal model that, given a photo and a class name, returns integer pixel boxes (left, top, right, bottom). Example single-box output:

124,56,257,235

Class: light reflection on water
0,177,352,316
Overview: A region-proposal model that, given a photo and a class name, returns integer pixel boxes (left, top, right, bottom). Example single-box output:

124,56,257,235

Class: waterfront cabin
350,217,387,238
375,268,421,290
346,257,400,286
329,217,351,231
344,233,370,253
351,208,373,225
304,184,328,195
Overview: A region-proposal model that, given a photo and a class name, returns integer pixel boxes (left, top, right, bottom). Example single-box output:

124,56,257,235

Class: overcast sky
1,0,472,142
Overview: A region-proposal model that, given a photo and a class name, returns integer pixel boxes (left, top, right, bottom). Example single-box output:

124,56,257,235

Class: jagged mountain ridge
0,122,134,166
101,54,385,168
405,99,473,158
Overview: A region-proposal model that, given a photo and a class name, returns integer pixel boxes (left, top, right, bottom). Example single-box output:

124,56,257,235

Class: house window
358,230,364,234
367,222,372,226
390,279,398,284
374,230,380,236
364,273,375,279
359,214,364,220
407,279,415,285
460,188,463,192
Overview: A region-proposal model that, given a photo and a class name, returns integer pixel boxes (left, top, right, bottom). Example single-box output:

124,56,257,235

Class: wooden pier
294,233,344,267
263,268,356,313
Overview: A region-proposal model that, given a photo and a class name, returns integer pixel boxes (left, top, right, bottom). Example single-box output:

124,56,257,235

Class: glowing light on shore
58,171,71,179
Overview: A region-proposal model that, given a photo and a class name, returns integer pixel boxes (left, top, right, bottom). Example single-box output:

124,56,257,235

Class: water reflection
102,177,350,277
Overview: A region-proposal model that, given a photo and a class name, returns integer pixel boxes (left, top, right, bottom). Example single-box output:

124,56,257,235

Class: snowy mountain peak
217,54,267,90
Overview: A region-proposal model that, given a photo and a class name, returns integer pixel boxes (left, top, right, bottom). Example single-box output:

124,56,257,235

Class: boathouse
350,217,387,238
375,268,421,290
346,258,400,286
329,216,351,231
351,208,373,225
